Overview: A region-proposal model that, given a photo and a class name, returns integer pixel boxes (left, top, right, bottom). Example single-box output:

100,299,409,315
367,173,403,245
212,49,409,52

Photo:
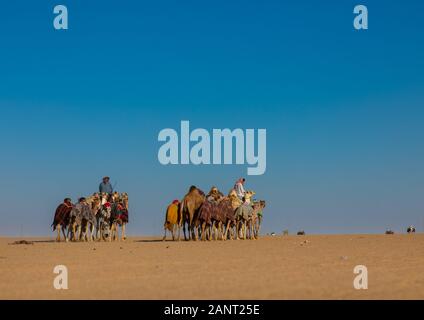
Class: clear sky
1,1,423,236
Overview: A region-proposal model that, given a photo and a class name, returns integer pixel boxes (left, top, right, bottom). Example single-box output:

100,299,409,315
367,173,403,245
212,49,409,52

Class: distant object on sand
9,240,34,245
407,226,416,234
297,230,306,236
385,229,395,235
282,230,289,236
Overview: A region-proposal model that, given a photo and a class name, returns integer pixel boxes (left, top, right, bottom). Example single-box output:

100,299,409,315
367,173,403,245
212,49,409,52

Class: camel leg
257,218,261,239
65,227,70,242
171,225,176,241
207,225,212,241
183,221,188,241
218,222,224,240
243,221,247,240
191,225,197,241
81,225,86,242
109,224,114,242
121,224,125,241
201,222,206,241
250,222,253,240
56,225,61,242
77,225,81,241
84,224,88,242
224,222,231,240
163,225,167,241
177,223,181,241
213,222,218,241
87,224,91,242
113,224,118,241
89,224,94,242
190,224,197,241
71,224,76,241
211,222,216,240
61,226,67,242
92,223,96,241
209,222,214,240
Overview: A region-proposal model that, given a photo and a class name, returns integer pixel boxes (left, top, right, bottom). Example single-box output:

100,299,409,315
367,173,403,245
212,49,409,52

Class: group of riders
52,177,129,242
164,178,266,241
52,176,266,242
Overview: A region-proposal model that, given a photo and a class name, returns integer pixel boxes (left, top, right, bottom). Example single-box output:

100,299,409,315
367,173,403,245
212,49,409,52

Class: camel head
121,192,129,210
253,200,266,211
245,190,256,199
112,192,120,203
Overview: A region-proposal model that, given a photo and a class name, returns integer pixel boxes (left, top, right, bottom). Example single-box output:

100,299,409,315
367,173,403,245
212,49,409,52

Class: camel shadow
134,239,179,243
32,240,57,243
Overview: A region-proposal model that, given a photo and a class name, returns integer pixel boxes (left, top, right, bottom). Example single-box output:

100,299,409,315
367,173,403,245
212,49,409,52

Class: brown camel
198,187,226,241
179,186,205,241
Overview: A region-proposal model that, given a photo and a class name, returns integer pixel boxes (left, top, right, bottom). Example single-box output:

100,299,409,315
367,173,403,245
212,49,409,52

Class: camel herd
52,185,266,242
52,192,129,242
163,186,266,241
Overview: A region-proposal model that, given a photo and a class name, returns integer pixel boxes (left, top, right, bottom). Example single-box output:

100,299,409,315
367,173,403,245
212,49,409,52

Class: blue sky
0,1,423,236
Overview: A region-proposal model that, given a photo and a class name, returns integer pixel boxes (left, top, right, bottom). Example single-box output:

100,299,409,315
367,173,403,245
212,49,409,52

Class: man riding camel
99,176,113,194
233,178,246,200
206,186,224,203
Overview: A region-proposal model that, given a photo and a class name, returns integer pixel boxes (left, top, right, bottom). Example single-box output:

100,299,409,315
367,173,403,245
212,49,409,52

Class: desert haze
0,234,423,300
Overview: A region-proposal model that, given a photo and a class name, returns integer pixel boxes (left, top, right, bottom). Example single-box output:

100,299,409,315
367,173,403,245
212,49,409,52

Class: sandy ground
0,234,423,300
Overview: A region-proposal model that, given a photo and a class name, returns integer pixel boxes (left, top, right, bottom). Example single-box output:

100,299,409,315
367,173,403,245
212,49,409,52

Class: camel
253,200,266,238
68,201,85,241
67,197,97,242
234,190,256,240
119,192,129,240
163,200,181,241
179,186,205,241
247,200,266,239
197,187,227,241
52,199,73,242
109,192,129,241
85,194,101,241
212,196,236,240
96,201,112,241
223,190,242,240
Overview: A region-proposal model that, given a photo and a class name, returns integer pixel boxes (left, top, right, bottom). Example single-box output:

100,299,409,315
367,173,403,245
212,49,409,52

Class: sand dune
0,234,423,300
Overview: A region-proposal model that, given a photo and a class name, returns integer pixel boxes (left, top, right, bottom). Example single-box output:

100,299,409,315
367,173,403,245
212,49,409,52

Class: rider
233,178,246,200
99,176,113,194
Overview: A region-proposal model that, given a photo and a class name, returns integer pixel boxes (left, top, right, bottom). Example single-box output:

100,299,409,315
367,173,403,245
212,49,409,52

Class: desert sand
0,234,423,300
